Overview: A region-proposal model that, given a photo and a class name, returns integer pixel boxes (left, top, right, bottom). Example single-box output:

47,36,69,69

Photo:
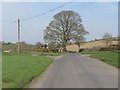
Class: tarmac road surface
29,53,118,88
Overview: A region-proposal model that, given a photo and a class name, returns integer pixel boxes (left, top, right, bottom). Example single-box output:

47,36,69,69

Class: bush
79,49,85,52
99,47,107,51
99,45,119,51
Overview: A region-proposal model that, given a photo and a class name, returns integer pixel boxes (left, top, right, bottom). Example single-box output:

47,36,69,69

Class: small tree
102,33,112,47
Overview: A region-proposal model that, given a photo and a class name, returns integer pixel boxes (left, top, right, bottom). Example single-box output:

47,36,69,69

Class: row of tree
1,33,115,53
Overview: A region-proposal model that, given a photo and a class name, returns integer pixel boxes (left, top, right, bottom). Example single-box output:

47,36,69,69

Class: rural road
29,53,118,88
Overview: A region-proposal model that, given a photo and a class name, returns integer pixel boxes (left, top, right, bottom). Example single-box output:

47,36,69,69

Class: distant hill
66,37,119,52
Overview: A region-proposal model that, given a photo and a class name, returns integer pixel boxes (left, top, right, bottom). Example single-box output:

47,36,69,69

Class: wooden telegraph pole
18,19,20,53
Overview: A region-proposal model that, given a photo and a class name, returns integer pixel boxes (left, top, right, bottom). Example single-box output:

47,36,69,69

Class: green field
38,52,67,56
0,52,2,90
2,54,52,88
81,51,119,68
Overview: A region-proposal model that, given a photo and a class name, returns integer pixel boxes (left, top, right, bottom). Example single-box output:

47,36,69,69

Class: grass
2,54,53,88
81,51,119,68
38,52,67,56
0,52,2,90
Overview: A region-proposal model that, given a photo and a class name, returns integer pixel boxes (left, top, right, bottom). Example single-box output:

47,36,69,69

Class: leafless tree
44,10,88,51
102,33,113,47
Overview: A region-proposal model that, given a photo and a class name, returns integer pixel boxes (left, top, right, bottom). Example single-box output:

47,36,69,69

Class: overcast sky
1,1,118,44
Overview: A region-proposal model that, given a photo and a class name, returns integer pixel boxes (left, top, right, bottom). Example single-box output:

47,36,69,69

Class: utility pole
18,19,20,53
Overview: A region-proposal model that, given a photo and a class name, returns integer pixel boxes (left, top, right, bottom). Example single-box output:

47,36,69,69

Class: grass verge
2,54,52,88
81,51,119,68
0,52,2,90
37,52,67,56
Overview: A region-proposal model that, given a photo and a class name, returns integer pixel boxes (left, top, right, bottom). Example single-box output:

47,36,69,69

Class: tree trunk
62,43,67,52
62,39,68,52
63,46,67,52
63,42,67,52
78,44,80,53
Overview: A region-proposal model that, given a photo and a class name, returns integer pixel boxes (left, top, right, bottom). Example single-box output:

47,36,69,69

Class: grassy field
2,54,53,88
81,51,119,68
38,52,67,56
0,52,2,90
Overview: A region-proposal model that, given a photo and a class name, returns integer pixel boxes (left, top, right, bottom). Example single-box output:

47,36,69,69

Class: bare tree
102,33,113,47
44,10,88,51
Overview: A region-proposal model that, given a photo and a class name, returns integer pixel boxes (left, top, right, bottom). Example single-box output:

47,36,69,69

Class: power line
1,0,76,47
1,0,75,22
21,0,76,22
0,20,17,22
